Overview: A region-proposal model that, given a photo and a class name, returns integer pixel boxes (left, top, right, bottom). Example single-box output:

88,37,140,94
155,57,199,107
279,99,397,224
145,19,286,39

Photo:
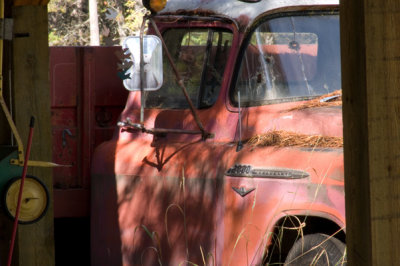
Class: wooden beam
13,0,49,6
12,5,54,266
341,0,400,264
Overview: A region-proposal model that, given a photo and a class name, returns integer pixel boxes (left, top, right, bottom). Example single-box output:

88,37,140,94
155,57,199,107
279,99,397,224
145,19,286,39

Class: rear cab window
145,27,233,109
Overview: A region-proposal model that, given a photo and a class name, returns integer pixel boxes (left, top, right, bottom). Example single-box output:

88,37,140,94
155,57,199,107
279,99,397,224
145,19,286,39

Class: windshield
145,27,233,109
231,12,340,107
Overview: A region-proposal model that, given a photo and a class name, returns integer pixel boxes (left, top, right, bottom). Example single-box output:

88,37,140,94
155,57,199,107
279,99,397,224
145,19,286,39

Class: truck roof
159,0,339,31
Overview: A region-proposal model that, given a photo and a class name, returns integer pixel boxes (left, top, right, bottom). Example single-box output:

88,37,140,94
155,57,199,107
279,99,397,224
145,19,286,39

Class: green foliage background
48,0,147,46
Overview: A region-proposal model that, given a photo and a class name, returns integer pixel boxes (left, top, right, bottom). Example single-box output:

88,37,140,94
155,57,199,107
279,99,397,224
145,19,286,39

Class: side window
145,28,233,109
231,13,340,107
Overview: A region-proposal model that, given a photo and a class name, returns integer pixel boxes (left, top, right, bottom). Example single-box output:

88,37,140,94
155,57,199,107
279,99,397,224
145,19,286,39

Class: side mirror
122,35,163,91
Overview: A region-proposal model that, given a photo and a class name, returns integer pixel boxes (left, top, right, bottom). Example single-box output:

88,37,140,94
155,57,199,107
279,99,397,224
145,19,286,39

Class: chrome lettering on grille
226,164,309,179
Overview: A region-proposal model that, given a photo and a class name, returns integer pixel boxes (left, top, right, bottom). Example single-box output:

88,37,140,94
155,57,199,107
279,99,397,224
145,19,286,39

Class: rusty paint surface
91,1,343,265
92,107,344,265
92,137,345,265
92,105,344,264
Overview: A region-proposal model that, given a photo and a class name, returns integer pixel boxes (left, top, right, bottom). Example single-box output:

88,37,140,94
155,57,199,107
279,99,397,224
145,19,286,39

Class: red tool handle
7,117,35,266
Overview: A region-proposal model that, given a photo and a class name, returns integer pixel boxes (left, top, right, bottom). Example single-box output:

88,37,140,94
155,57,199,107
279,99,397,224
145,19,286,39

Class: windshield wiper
319,94,341,103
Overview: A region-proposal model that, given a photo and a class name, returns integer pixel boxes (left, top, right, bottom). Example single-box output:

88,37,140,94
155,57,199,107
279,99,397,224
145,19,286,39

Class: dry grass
247,130,343,148
286,90,342,112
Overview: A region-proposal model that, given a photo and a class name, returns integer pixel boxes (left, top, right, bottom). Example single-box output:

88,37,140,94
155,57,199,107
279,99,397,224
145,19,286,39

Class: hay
247,130,343,148
287,90,342,111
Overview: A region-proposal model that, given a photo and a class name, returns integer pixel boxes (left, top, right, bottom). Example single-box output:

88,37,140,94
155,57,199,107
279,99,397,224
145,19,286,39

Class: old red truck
88,0,345,265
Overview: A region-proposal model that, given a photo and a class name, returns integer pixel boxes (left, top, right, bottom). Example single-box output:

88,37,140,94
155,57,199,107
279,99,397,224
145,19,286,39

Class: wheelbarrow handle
7,116,35,266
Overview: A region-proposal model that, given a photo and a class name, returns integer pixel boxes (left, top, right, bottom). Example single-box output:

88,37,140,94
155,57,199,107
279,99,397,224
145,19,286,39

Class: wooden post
341,0,400,264
11,4,54,266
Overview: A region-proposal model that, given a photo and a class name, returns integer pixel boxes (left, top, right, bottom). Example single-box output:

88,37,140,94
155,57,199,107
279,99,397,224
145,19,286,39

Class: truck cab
91,0,345,265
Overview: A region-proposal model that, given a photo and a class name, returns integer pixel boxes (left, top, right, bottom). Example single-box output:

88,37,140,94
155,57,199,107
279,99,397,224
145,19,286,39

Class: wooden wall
341,0,400,264
0,1,54,265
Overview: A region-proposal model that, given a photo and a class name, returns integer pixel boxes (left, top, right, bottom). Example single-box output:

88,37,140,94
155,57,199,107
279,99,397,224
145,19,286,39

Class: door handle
62,129,73,148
